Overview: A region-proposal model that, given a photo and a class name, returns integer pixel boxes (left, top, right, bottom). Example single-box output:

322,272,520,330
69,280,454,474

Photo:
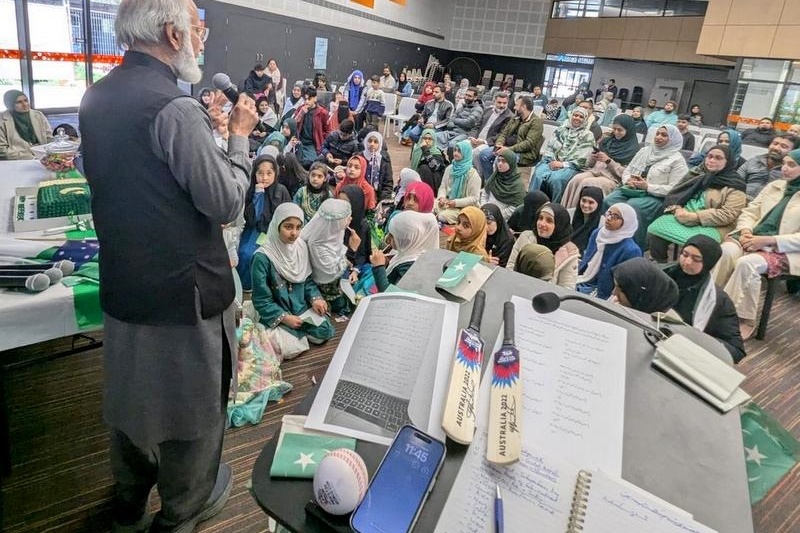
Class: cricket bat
486,301,521,465
442,290,486,444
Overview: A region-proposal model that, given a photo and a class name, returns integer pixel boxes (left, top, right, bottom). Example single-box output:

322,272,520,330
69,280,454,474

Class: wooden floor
2,137,800,532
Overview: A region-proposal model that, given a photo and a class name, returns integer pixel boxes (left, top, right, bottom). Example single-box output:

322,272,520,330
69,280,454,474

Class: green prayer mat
740,402,800,504
270,433,356,478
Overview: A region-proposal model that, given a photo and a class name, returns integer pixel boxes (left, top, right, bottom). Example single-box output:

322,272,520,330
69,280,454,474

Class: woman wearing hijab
1,90,53,160
335,154,377,211
630,106,648,137
410,128,446,193
278,117,300,156
329,94,355,132
611,257,679,313
648,145,747,262
715,148,800,340
570,186,604,254
436,140,481,224
448,206,490,260
294,161,332,222
370,210,440,290
394,168,421,209
482,147,527,220
603,124,689,248
342,70,365,113
236,154,293,290
197,87,213,109
560,114,640,208
360,131,393,201
663,236,745,362
404,181,435,214
399,82,437,145
251,203,335,350
301,198,353,313
258,130,287,157
482,204,515,267
454,78,470,110
515,244,555,282
576,202,642,299
282,83,305,123
530,106,596,203
277,152,308,198
508,203,580,289
339,184,373,271
395,72,413,98
688,129,744,170
508,191,550,234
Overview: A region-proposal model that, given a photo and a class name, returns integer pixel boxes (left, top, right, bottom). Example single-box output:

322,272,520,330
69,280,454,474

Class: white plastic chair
384,96,417,139
741,143,767,161
644,127,657,144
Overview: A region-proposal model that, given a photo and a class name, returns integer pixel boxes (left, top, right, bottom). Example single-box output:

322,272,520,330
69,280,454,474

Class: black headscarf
534,203,573,254
508,191,549,233
341,184,371,267
337,100,351,123
612,257,679,313
570,186,604,253
277,152,307,197
244,155,287,233
599,114,640,165
4,89,37,145
197,87,212,109
663,145,746,208
482,203,515,267
669,235,722,323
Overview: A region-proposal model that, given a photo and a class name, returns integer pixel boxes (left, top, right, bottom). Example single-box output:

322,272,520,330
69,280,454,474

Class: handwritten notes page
511,295,627,474
581,470,718,533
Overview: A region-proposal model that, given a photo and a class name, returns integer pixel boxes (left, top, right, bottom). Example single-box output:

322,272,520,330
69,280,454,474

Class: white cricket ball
312,448,369,515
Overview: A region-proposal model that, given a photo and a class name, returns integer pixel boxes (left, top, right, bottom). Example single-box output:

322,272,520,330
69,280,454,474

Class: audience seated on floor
370,210,439,291
410,128,446,193
529,106,595,204
560,114,639,208
714,148,800,340
319,118,358,168
570,186,604,255
293,87,331,168
448,206,489,260
663,235,746,363
359,130,393,202
294,162,333,223
482,203,515,267
577,203,642,300
507,191,549,234
603,125,688,249
648,145,747,263
507,202,579,290
481,147,528,220
435,140,481,224
610,257,678,313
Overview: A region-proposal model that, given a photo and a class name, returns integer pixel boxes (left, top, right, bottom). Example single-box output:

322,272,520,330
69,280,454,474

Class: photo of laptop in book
326,379,412,438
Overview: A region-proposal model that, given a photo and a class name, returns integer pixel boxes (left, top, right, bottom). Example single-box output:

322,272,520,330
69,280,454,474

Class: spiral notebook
565,469,718,533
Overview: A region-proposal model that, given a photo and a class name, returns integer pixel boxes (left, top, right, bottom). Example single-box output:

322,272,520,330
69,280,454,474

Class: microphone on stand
211,73,241,105
532,292,669,345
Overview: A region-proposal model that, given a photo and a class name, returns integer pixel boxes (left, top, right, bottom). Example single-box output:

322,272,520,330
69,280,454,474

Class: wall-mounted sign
314,37,328,70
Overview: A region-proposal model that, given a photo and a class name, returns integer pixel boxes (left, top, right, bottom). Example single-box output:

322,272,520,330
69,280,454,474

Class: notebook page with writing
578,470,718,533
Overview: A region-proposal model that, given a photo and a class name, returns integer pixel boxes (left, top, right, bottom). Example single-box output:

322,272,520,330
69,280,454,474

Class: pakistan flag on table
270,433,356,478
741,402,800,504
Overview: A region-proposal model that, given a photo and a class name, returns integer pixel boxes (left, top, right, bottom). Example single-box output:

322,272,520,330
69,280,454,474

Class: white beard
173,36,202,84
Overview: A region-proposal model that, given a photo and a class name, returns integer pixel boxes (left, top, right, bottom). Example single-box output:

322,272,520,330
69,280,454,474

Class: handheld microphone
0,273,51,292
212,73,240,105
0,260,75,276
0,268,62,284
532,292,668,344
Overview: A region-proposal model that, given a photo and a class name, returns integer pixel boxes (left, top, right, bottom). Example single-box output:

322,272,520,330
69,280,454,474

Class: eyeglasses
192,24,210,43
604,211,623,221
680,250,703,263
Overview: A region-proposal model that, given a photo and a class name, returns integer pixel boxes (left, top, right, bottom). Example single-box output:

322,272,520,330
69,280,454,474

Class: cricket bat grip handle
503,301,514,345
469,290,486,332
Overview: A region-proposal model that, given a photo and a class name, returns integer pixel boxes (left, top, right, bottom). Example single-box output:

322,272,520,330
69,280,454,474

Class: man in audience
606,78,618,99
531,86,548,109
787,124,800,142
379,65,396,93
478,95,543,179
737,133,795,199
293,87,330,168
646,100,678,128
677,114,695,151
319,118,358,167
79,0,258,530
420,84,454,132
436,87,483,149
470,91,513,171
741,117,776,147
642,98,658,119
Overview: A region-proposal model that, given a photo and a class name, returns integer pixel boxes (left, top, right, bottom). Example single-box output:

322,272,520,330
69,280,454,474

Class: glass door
543,65,591,98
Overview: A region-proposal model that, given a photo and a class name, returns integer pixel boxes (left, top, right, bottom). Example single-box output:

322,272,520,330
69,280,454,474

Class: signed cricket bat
442,290,486,444
486,301,521,465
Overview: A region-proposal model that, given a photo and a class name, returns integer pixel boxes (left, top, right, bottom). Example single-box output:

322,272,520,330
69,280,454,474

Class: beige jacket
507,230,580,289
0,109,53,160
670,186,747,239
734,180,800,275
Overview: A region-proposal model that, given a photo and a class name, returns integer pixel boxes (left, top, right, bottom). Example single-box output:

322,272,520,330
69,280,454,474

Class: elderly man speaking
79,0,258,531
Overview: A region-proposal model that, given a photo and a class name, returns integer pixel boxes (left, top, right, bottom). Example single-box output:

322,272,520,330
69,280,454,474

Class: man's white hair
115,0,191,49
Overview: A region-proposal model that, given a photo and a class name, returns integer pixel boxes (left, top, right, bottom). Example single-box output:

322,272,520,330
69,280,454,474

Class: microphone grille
212,72,232,91
43,267,63,284
26,273,51,292
532,292,561,314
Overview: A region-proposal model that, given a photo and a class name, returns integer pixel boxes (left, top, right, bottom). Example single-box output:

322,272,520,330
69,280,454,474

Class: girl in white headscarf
455,78,470,110
370,210,440,291
602,124,689,248
576,202,642,300
361,130,393,200
300,198,353,313
251,203,335,346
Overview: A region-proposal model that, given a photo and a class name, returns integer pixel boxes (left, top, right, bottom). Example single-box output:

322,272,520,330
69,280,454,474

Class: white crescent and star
745,445,767,468
294,452,316,471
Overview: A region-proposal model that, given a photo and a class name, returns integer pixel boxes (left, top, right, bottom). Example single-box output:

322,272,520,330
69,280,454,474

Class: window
0,0,22,110
551,0,707,18
729,59,800,130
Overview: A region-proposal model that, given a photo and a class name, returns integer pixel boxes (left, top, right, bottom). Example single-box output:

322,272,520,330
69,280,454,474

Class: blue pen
495,484,504,533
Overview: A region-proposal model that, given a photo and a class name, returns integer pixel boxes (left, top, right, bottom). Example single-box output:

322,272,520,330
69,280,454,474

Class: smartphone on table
350,425,446,533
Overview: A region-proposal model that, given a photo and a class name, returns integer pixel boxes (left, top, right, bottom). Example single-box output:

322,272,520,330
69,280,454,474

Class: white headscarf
259,203,312,283
626,124,683,176
385,211,440,276
300,199,351,284
363,131,384,171
576,202,638,284
395,168,421,204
